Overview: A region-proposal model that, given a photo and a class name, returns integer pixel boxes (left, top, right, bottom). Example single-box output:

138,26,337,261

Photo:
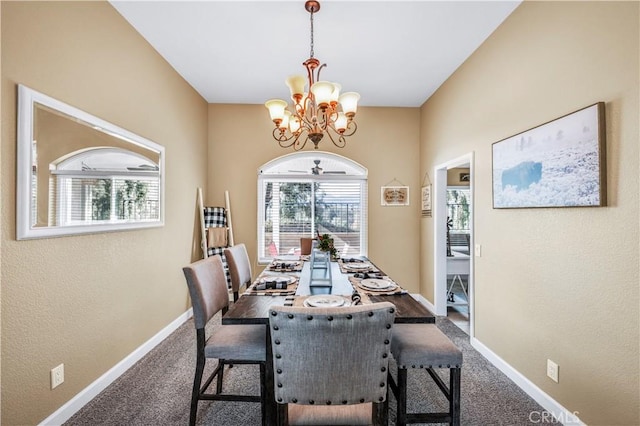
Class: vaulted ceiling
111,1,520,107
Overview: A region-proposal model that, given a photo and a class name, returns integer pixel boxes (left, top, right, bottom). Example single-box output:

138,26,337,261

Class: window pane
315,182,361,256
259,179,365,260
55,176,160,225
447,188,470,231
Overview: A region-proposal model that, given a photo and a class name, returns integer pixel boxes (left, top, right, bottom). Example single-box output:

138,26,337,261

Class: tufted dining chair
182,255,266,426
268,302,396,426
224,243,252,302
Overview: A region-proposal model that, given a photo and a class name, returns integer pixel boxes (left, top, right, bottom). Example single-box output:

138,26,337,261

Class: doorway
434,153,474,337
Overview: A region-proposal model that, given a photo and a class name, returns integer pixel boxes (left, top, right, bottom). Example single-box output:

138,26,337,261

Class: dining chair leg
190,352,205,426
276,403,288,426
450,367,461,426
216,361,225,394
396,368,408,426
372,401,387,426
260,362,267,426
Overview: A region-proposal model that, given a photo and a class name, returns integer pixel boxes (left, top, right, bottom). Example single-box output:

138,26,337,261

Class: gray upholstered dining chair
268,302,396,426
182,255,266,426
224,243,252,302
388,323,463,426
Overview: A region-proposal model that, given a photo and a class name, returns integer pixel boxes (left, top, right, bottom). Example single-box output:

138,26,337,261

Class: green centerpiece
316,233,337,260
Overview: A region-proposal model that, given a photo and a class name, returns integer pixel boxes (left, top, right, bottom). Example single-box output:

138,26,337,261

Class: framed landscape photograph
492,102,606,209
381,186,410,206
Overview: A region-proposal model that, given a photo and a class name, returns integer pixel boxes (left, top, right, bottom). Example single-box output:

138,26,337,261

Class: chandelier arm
323,127,347,148
293,132,309,151
272,128,297,148
342,120,358,137
316,63,327,82
315,106,332,131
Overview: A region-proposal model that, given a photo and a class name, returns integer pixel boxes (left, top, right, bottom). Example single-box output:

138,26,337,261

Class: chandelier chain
309,5,315,58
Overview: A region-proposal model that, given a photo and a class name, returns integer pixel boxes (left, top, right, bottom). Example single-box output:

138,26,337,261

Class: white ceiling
110,1,520,107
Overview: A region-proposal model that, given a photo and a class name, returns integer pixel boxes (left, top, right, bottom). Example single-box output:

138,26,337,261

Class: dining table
222,254,436,423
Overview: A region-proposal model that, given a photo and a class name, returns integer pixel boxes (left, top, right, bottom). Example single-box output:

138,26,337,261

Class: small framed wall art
421,185,432,216
381,186,410,206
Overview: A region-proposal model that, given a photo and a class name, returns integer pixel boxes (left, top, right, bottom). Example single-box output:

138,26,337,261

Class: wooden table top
223,293,435,324
224,257,436,327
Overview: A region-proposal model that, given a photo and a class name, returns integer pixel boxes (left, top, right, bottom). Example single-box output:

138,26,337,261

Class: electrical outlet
51,364,64,389
474,244,482,257
547,359,559,383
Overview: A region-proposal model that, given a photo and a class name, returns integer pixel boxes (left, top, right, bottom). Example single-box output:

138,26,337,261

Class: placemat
337,259,380,274
245,277,299,296
283,293,372,307
267,260,304,273
348,276,407,296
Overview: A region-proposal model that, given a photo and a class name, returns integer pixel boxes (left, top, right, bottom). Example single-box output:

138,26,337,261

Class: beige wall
420,1,639,424
1,2,208,425
0,3,3,417
208,105,422,292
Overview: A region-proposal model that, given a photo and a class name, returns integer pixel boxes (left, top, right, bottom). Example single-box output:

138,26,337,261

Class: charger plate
303,295,350,308
344,262,372,270
360,278,397,291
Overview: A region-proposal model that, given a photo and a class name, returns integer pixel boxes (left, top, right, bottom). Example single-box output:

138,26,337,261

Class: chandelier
265,1,360,151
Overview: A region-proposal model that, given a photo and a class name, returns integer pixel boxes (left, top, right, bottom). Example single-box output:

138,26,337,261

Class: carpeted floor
65,314,555,425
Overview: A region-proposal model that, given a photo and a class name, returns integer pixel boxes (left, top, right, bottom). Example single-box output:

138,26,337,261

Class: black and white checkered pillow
203,207,231,287
203,207,227,228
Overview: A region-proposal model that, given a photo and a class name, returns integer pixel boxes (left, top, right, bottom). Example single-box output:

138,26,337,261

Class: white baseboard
39,309,193,426
410,294,583,425
412,293,436,313
470,337,585,426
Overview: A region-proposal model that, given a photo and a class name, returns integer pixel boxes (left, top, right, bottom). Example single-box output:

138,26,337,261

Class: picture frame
421,185,432,216
492,102,606,209
381,186,410,206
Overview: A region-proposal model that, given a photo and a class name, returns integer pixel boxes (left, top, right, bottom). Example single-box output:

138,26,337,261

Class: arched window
257,151,368,262
51,147,160,226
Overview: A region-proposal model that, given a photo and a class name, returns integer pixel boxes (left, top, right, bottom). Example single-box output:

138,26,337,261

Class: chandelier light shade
265,0,360,150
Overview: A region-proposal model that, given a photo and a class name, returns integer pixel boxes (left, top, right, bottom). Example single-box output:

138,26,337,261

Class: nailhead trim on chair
399,363,462,369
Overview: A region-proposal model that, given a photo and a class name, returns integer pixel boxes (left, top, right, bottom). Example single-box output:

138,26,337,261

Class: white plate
344,262,372,270
360,278,396,291
303,295,349,308
259,275,297,285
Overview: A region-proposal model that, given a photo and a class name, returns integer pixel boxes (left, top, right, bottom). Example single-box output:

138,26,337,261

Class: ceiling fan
288,159,346,175
312,159,346,175
126,164,159,171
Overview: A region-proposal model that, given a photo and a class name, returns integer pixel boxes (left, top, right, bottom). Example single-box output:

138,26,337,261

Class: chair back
269,302,396,406
182,255,230,329
224,244,252,296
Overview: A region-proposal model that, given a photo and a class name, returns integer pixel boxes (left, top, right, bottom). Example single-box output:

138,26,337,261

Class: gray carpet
65,314,555,425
